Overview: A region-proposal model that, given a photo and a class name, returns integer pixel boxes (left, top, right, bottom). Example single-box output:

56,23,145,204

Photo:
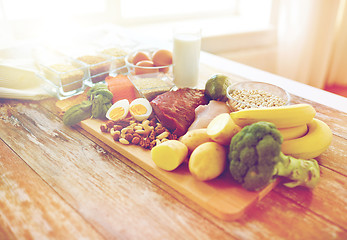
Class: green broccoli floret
229,121,320,191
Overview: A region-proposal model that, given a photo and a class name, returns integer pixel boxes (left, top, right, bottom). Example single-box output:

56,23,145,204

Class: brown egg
135,60,159,75
152,49,173,66
159,66,169,73
132,51,151,65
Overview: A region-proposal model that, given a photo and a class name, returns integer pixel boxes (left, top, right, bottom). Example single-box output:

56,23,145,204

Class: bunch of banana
230,103,333,159
230,103,316,128
281,118,332,159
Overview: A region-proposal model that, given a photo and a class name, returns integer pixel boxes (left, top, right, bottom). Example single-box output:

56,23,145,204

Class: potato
179,128,213,154
189,142,226,181
151,140,188,171
207,113,241,145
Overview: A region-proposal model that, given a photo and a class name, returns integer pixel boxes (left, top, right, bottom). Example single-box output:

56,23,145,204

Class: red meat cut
151,88,208,137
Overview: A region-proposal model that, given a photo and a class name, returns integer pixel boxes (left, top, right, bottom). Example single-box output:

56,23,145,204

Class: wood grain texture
0,139,104,240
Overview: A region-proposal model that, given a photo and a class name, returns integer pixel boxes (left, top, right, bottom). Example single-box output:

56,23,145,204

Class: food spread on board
60,47,333,220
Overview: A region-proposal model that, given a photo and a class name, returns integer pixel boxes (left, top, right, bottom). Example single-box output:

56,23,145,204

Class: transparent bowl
100,46,129,75
226,81,290,111
125,48,173,76
35,47,88,99
76,53,114,85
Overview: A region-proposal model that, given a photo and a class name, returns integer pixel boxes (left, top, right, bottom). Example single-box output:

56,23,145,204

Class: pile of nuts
100,117,177,150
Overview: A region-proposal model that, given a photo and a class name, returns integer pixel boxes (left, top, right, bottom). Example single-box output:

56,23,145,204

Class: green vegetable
205,74,231,102
87,83,109,98
63,83,113,126
63,100,92,126
89,88,113,119
91,96,112,119
228,121,320,191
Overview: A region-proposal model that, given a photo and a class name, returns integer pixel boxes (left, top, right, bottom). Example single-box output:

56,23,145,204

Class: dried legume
228,89,287,111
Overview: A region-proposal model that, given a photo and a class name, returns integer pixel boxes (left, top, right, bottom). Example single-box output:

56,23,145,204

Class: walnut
127,128,135,135
132,136,141,145
139,138,145,147
148,130,156,141
155,127,166,135
124,133,133,142
140,137,151,149
100,124,108,133
168,134,178,140
144,138,151,149
149,118,157,127
113,131,121,141
150,140,157,149
133,133,141,139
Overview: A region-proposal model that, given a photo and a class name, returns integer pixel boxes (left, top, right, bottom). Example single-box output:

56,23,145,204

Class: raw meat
188,100,231,131
151,88,208,136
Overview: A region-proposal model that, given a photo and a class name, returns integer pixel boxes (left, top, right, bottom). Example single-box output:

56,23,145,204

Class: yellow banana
230,103,316,128
278,124,308,140
281,118,332,159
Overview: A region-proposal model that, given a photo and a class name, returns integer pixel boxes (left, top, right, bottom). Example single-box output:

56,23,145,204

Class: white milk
173,31,201,88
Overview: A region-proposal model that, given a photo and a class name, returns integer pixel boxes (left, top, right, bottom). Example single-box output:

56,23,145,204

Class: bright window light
120,0,237,19
0,0,274,42
2,0,105,20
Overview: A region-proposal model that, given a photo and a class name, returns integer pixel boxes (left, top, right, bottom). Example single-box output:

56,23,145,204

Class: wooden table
1,52,346,240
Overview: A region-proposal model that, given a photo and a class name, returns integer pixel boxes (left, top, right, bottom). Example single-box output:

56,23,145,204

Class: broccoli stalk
228,121,320,191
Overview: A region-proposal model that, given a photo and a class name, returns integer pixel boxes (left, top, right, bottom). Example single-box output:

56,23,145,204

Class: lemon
205,74,231,102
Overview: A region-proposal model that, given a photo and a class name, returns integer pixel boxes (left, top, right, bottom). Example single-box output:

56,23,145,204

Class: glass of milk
173,27,201,88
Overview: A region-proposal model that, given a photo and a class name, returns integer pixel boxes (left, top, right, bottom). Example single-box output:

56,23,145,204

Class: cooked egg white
106,99,129,121
129,98,152,121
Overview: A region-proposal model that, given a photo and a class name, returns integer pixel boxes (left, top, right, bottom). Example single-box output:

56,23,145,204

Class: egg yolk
130,104,147,115
109,107,125,120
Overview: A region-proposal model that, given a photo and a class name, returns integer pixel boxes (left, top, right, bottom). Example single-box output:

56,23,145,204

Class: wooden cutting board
56,95,278,221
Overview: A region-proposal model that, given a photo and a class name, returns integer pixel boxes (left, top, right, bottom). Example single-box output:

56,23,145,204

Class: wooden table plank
240,191,347,240
0,139,104,240
274,166,347,230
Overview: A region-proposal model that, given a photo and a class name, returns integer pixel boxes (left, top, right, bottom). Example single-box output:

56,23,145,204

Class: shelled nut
119,138,130,145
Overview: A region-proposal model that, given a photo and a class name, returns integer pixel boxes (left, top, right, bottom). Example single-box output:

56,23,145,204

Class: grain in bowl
226,81,290,111
129,73,175,101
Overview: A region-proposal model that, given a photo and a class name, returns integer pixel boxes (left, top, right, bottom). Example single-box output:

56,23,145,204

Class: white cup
173,27,201,88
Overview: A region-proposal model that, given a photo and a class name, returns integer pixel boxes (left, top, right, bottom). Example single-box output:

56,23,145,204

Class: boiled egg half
106,99,129,121
129,98,152,121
